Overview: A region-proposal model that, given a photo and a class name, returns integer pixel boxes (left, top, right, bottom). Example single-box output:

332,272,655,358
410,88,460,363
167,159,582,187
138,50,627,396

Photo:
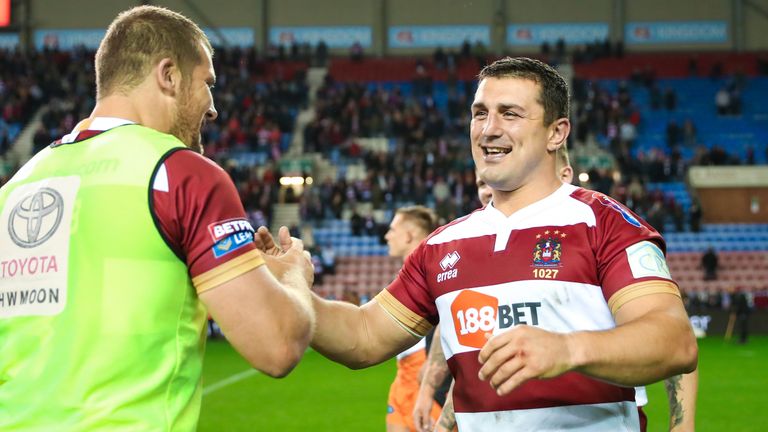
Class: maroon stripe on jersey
568,187,671,302
448,351,635,413
427,223,600,300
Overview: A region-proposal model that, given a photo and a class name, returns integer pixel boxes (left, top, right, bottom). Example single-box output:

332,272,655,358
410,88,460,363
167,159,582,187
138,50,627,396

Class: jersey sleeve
151,149,264,294
591,194,680,313
375,243,436,337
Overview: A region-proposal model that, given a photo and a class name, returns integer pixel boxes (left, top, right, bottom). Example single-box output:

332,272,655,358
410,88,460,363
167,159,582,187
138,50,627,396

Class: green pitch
200,336,767,431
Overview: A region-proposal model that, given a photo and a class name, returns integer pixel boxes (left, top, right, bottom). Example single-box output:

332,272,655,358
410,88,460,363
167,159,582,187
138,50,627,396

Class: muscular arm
567,292,698,385
435,382,457,432
310,296,422,369
666,369,698,432
422,326,451,389
414,325,452,432
200,252,315,378
479,289,698,395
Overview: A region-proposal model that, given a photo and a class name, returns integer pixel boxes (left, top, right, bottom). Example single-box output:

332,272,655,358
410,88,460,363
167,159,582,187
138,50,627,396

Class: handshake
254,225,316,289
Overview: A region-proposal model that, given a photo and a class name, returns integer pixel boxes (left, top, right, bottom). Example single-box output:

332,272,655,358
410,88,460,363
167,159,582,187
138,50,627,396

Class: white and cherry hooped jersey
376,183,680,432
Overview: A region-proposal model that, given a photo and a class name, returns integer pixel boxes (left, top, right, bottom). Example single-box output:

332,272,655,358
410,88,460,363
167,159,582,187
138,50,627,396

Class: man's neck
491,177,563,217
90,86,171,134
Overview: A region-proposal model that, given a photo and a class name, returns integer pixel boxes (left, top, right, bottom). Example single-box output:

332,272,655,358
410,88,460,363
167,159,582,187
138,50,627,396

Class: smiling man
0,6,315,430
267,57,697,431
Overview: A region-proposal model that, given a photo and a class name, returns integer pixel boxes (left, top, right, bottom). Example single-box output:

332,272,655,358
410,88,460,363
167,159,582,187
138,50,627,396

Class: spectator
350,208,364,236
666,120,680,149
320,242,337,275
646,200,667,234
663,87,676,110
315,40,328,66
715,87,730,115
689,198,703,232
731,287,753,344
682,119,697,147
688,55,699,76
701,246,719,281
729,85,742,115
350,41,363,62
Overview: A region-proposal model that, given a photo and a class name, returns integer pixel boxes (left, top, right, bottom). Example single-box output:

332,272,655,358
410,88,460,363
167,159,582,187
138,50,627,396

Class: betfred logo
208,219,255,242
212,231,254,258
450,290,498,349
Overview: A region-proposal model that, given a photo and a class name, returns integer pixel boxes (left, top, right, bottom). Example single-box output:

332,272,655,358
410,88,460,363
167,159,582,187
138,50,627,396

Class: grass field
200,336,767,431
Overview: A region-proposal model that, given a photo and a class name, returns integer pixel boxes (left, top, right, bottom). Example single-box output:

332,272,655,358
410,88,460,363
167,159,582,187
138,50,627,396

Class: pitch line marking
202,349,315,396
202,369,259,396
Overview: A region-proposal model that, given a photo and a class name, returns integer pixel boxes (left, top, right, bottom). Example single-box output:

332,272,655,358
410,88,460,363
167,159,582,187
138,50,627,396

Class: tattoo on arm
425,332,450,388
426,357,450,388
438,395,456,430
665,375,684,427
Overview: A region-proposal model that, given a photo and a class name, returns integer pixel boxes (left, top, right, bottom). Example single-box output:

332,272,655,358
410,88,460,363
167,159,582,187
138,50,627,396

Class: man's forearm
279,267,316,329
666,369,698,432
310,296,414,369
423,326,451,389
436,382,456,432
567,306,698,386
310,294,371,368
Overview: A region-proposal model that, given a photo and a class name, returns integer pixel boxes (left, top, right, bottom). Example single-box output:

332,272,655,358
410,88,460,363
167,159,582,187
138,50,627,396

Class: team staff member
0,6,314,431
260,57,697,431
384,206,443,432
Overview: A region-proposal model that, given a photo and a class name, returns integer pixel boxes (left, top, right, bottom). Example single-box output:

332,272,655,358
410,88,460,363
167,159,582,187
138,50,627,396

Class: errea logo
440,251,460,271
437,251,460,283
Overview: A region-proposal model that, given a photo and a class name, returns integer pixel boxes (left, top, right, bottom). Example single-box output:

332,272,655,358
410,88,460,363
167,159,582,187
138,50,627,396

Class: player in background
384,206,443,431
257,57,697,431
0,6,314,431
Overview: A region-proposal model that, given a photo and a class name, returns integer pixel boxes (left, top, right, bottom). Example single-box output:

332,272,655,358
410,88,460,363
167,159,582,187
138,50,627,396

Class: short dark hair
395,206,438,236
95,6,212,99
478,57,570,126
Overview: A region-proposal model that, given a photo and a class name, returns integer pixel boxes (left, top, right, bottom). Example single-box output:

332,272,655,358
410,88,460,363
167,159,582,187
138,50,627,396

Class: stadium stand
1,43,766,312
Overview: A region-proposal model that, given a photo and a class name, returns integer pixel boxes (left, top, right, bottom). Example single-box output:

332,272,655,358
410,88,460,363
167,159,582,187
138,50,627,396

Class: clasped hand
477,325,575,396
254,226,314,284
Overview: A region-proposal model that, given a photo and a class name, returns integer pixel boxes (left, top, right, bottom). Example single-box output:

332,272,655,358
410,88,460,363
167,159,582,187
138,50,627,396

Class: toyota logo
8,187,64,248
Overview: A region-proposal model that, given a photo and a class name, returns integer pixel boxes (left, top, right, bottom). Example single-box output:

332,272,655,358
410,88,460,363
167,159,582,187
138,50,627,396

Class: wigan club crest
532,230,566,267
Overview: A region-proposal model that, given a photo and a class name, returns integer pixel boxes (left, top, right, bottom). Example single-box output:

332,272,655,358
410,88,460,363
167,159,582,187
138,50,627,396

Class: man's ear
156,58,180,96
405,230,414,244
546,118,571,152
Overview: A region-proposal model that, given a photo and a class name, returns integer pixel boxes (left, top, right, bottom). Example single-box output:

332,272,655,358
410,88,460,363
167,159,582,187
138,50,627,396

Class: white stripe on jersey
428,183,596,252
153,163,169,192
435,280,615,360
455,401,640,432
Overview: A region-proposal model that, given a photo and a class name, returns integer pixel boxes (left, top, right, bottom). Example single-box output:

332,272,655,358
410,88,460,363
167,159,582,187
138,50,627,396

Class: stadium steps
6,105,49,166
288,66,326,156
270,203,301,234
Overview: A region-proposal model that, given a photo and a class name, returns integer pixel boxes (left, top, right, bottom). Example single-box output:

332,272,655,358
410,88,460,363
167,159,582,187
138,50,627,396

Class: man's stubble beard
169,88,204,154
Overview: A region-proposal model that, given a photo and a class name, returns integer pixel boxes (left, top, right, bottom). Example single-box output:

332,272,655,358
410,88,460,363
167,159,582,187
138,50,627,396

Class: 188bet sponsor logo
450,290,542,349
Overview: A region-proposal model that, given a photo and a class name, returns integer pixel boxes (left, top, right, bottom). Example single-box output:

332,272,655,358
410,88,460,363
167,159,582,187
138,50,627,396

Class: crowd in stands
684,285,764,313
2,44,767,243
1,47,100,180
